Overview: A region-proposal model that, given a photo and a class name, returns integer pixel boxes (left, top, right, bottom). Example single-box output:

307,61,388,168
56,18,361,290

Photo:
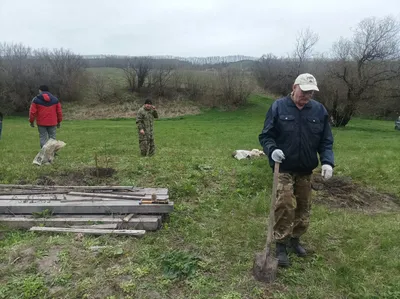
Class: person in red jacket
29,85,63,148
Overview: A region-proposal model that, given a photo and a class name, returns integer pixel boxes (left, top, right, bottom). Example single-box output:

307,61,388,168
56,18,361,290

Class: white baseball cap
294,73,319,91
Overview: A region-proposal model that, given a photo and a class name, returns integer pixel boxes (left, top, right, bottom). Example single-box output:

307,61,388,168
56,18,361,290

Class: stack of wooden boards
0,184,174,237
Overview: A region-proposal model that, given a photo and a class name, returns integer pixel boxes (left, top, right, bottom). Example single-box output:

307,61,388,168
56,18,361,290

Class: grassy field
1,95,400,299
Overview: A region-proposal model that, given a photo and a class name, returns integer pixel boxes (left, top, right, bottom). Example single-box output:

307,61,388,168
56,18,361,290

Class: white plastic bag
232,149,265,160
33,139,66,166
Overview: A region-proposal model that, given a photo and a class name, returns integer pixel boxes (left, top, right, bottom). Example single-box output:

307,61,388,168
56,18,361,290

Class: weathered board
30,226,146,236
0,215,161,230
0,200,174,215
0,194,168,201
0,185,168,195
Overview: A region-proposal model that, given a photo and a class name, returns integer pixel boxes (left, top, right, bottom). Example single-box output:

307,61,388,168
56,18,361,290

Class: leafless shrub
0,43,86,113
216,68,253,107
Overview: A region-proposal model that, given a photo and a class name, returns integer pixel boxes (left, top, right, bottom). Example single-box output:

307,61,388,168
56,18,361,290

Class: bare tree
253,28,319,96
35,48,87,102
178,70,205,100
329,15,400,126
133,57,152,90
293,28,319,75
121,58,137,92
253,54,295,95
217,68,252,107
151,65,174,96
0,43,87,112
0,43,37,111
91,73,110,102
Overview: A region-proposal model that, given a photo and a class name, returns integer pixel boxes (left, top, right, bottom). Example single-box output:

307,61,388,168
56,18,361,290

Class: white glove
321,164,333,179
271,149,285,163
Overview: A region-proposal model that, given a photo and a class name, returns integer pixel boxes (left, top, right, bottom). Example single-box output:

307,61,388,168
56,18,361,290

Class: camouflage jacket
136,106,158,135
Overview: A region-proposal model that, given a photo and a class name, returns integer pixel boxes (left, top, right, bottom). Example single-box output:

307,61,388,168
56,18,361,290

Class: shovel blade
252,251,278,283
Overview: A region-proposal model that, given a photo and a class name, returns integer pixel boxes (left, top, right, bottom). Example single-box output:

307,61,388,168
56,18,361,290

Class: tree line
0,15,399,127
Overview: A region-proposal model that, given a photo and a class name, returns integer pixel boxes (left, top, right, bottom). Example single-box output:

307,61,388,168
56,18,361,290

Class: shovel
252,161,280,283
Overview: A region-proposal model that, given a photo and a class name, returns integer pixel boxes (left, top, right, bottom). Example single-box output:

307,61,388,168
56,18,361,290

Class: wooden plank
109,192,146,196
69,192,144,200
0,194,168,201
0,196,119,202
0,184,136,190
0,215,161,230
118,213,135,229
0,185,169,194
68,192,168,201
113,190,168,195
0,200,174,215
71,224,118,229
123,213,135,222
0,195,86,201
29,226,146,236
60,199,113,202
130,188,168,195
0,191,69,196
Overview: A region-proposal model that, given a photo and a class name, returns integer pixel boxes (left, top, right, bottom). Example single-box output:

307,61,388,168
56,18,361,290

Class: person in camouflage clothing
136,99,159,156
259,73,334,267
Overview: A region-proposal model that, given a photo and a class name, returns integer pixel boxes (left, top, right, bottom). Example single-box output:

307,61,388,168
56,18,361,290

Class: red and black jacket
29,92,63,126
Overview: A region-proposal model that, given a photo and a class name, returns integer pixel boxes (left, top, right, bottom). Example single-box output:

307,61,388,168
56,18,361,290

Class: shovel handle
265,162,280,251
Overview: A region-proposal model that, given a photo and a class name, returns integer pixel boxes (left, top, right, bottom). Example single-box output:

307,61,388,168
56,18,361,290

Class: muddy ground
34,167,117,186
312,174,400,212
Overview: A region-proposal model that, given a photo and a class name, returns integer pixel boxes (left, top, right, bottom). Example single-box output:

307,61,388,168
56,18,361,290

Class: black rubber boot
276,242,290,267
289,238,307,257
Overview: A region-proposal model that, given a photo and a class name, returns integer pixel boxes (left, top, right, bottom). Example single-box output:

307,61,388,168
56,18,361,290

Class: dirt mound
312,174,400,212
36,167,117,186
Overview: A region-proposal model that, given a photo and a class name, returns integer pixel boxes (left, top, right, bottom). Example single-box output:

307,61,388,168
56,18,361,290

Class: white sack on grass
33,139,66,166
232,149,265,160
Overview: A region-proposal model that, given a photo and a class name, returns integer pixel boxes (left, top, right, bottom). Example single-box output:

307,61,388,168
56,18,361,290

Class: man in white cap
259,73,334,267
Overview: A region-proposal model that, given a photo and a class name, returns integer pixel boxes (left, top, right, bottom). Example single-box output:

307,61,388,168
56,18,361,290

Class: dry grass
62,98,202,120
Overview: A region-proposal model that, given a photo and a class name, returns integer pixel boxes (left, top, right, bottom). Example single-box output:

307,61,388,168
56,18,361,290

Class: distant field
1,95,400,298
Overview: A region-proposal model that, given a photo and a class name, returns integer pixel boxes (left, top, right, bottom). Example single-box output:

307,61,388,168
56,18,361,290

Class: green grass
1,95,400,298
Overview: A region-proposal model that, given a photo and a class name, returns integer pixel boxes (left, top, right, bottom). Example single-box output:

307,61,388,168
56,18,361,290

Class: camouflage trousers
274,172,312,243
139,134,155,156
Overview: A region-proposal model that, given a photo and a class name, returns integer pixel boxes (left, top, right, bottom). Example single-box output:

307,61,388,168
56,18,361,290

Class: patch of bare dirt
312,174,400,212
36,176,56,186
9,247,36,271
86,167,116,178
49,286,64,297
36,167,117,186
38,247,61,275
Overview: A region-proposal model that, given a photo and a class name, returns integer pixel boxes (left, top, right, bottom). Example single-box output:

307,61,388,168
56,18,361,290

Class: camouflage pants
274,172,312,243
139,134,155,156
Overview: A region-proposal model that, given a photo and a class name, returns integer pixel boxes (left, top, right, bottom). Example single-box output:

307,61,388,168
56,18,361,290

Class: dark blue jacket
259,95,334,173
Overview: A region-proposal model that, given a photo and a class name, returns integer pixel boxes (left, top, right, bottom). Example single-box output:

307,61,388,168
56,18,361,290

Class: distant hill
82,54,259,66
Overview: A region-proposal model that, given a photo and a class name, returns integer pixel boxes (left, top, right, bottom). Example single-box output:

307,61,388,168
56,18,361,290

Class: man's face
144,104,152,110
292,84,314,107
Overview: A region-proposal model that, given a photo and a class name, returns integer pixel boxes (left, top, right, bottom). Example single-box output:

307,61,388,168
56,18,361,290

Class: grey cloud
0,0,399,57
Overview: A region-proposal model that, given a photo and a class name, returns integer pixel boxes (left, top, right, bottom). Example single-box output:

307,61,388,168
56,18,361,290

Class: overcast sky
0,0,399,58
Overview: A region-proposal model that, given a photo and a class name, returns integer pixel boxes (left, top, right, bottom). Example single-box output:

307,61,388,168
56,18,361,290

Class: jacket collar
285,94,312,109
